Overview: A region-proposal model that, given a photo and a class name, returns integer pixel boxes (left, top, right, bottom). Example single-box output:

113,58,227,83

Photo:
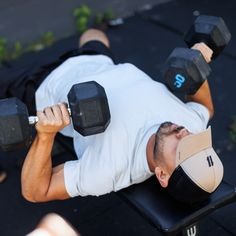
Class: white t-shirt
36,55,209,197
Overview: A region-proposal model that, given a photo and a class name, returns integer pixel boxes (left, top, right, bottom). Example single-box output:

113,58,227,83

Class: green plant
41,31,55,47
11,41,23,59
27,32,55,52
0,37,8,63
73,5,91,33
95,13,104,25
26,41,42,52
73,5,91,18
73,5,116,32
103,8,114,21
94,8,115,27
76,16,89,33
229,116,236,143
0,31,56,66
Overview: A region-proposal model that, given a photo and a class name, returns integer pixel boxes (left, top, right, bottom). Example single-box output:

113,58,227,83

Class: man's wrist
37,132,56,141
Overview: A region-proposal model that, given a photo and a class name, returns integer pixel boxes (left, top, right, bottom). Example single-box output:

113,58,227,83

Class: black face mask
167,166,210,205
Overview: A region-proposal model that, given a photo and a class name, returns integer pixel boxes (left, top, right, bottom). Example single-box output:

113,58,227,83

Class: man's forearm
186,43,214,119
21,133,55,202
186,80,214,119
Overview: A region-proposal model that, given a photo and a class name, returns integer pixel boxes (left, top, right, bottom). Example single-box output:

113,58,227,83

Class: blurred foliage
74,4,91,18
104,8,114,21
94,13,103,25
0,37,8,63
11,41,23,59
95,8,114,25
229,116,236,144
27,31,55,52
73,5,115,32
0,31,56,66
27,42,45,52
41,31,55,47
73,5,91,33
0,6,116,66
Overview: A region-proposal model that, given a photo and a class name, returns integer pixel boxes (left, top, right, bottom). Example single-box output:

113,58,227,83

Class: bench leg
178,222,199,236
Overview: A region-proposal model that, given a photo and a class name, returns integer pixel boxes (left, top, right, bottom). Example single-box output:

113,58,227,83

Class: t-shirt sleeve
64,158,114,197
185,102,210,128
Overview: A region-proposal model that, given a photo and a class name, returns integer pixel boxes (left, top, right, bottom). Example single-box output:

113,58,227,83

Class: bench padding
118,176,236,235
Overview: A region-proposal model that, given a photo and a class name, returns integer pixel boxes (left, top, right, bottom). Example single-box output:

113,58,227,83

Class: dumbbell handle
28,108,72,125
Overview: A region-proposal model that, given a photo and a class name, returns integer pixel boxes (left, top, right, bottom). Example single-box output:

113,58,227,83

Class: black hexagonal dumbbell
163,47,211,94
184,15,231,59
163,15,231,94
67,81,110,136
0,81,110,151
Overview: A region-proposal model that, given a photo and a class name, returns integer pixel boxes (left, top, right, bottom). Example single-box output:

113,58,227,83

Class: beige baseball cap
167,127,224,204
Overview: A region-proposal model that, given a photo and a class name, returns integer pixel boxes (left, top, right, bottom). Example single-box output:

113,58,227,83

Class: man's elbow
21,187,47,203
208,107,214,120
22,189,38,203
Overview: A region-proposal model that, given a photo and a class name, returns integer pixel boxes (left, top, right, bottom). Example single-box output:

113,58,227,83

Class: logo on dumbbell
174,74,185,88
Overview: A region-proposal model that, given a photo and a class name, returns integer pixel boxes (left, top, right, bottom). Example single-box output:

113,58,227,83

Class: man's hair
153,133,165,166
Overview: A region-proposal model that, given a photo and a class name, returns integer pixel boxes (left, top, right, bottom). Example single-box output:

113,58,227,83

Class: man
26,213,79,236
18,29,223,204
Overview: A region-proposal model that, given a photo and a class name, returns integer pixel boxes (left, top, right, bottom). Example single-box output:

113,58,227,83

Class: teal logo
174,74,185,88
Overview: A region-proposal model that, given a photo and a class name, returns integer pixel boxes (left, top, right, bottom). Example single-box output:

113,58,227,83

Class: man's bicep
44,164,71,201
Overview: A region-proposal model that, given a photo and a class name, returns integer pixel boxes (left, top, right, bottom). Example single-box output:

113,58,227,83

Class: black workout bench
55,133,236,236
118,177,236,235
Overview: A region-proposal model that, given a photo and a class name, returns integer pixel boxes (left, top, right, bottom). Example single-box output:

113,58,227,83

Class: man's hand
36,103,70,136
191,42,213,63
26,213,80,236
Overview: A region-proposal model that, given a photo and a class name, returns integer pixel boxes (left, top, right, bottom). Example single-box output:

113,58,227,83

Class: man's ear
154,166,170,188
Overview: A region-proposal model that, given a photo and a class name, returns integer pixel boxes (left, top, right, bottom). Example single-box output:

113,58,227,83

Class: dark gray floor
1,0,236,235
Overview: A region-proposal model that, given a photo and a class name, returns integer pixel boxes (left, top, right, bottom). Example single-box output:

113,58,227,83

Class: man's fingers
36,104,70,132
43,105,64,125
51,105,63,122
35,111,48,131
43,107,55,121
37,111,47,124
192,42,213,63
58,103,71,126
201,43,213,61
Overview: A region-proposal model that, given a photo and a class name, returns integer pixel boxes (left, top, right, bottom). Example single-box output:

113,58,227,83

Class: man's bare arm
186,80,214,119
21,104,71,202
186,43,214,119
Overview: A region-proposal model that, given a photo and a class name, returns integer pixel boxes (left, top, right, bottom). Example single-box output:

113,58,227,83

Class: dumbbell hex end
67,81,111,136
164,47,211,94
184,15,231,59
0,97,32,151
